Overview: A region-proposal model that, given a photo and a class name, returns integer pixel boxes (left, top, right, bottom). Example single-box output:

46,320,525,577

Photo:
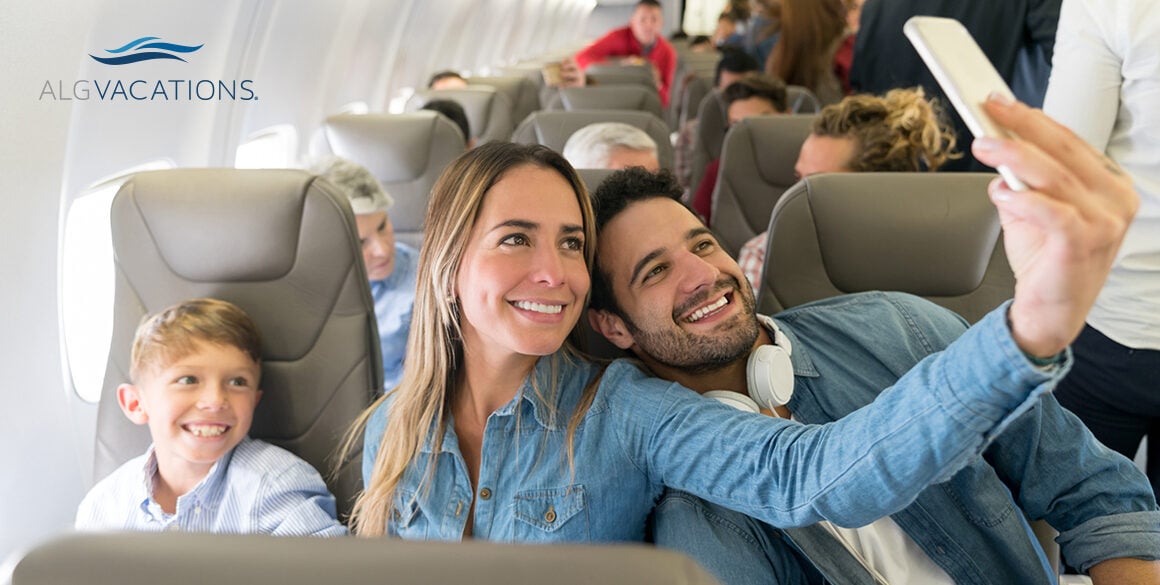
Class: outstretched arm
1090,558,1160,585
971,94,1137,359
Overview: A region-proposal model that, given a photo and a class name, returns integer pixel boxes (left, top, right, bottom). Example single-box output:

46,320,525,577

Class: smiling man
586,127,1160,585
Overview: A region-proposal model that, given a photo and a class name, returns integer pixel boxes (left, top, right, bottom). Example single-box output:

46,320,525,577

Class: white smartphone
903,16,1027,191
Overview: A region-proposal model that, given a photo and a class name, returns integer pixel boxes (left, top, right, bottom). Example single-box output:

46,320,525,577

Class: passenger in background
834,0,864,94
312,157,417,392
75,299,347,536
711,10,745,48
587,164,1159,585
742,0,780,71
690,74,787,224
737,87,959,291
562,122,660,172
673,46,761,193
764,0,849,106
688,35,714,52
1044,0,1160,499
345,98,1138,550
427,70,468,90
574,0,677,108
422,99,475,149
850,0,1061,171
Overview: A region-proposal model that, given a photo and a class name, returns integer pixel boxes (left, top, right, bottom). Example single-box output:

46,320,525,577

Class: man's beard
624,275,760,375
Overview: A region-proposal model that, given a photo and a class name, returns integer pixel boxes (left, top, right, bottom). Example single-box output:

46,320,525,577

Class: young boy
75,298,347,535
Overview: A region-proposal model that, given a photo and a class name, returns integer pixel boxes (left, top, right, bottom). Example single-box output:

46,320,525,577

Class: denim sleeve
608,302,1069,529
983,397,1160,572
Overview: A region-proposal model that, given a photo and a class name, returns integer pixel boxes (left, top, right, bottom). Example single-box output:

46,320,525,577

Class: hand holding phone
904,16,1027,191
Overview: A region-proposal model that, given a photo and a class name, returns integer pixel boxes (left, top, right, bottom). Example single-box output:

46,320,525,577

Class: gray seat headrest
512,110,674,171
711,114,817,256
319,112,466,249
759,172,1013,323
97,169,381,520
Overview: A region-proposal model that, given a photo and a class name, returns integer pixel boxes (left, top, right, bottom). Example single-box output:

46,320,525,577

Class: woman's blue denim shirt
651,292,1160,585
363,295,1066,542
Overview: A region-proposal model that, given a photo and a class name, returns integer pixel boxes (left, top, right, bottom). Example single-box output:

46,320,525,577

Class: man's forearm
1090,558,1160,585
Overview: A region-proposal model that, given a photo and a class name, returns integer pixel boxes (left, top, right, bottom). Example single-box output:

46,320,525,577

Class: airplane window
61,161,174,403
235,125,298,169
388,87,415,114
340,101,370,115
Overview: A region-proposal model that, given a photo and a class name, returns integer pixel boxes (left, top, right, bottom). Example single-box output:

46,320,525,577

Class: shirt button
544,506,557,523
479,488,492,500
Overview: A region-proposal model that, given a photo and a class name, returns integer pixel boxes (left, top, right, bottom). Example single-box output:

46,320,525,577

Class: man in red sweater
574,0,677,109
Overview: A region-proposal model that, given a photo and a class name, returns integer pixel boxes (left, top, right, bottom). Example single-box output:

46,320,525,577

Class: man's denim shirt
652,293,1160,585
363,292,1070,543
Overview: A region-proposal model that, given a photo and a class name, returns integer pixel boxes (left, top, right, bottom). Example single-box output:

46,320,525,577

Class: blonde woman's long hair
812,87,961,172
338,142,598,536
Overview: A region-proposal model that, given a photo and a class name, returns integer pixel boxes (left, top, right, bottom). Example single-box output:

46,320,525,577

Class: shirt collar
137,440,240,520
420,351,595,453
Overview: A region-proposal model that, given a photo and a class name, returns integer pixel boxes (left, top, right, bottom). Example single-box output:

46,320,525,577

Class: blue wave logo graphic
89,36,203,65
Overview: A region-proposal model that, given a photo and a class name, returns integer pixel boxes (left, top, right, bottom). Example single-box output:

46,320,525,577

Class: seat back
468,75,541,127
786,85,822,114
4,533,722,585
95,169,381,520
406,86,516,143
758,173,1013,324
546,86,664,120
710,114,817,256
678,76,713,129
689,89,726,196
584,63,656,89
511,110,674,170
317,112,465,249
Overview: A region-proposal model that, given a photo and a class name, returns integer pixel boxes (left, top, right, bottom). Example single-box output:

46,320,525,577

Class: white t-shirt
1043,0,1160,350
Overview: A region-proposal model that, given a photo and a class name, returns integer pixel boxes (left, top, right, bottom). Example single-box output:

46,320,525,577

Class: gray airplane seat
319,111,466,249
690,86,820,202
758,172,1014,324
710,114,817,257
583,63,656,89
545,86,664,120
677,75,712,128
511,110,674,171
786,85,822,114
468,75,541,127
689,89,726,198
93,169,382,521
405,86,516,144
3,533,722,585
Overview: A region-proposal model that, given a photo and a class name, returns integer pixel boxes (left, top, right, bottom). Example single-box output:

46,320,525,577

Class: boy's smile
119,341,262,493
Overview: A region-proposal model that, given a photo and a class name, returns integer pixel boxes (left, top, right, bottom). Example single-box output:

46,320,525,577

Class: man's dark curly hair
590,167,685,315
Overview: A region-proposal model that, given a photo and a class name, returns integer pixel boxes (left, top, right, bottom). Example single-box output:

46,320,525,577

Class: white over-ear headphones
705,315,795,414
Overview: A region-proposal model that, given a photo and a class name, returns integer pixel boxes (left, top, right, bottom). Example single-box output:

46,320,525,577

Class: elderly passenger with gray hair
562,122,660,171
311,156,417,391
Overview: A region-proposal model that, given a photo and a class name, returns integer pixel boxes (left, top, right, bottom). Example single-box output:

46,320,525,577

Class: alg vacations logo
40,35,257,102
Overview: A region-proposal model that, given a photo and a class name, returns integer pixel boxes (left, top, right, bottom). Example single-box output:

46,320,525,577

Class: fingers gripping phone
904,16,1028,191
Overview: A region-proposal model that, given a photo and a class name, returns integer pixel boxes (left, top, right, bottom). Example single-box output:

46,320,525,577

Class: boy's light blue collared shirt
363,292,1068,542
77,437,347,536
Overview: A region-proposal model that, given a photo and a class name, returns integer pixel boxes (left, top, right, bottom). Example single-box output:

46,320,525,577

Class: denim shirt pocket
390,489,423,536
513,485,589,541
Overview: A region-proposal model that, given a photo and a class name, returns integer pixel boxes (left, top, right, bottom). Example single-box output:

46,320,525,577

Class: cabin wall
0,0,96,560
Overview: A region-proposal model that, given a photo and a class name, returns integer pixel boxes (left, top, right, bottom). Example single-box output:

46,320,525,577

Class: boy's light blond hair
129,298,263,382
